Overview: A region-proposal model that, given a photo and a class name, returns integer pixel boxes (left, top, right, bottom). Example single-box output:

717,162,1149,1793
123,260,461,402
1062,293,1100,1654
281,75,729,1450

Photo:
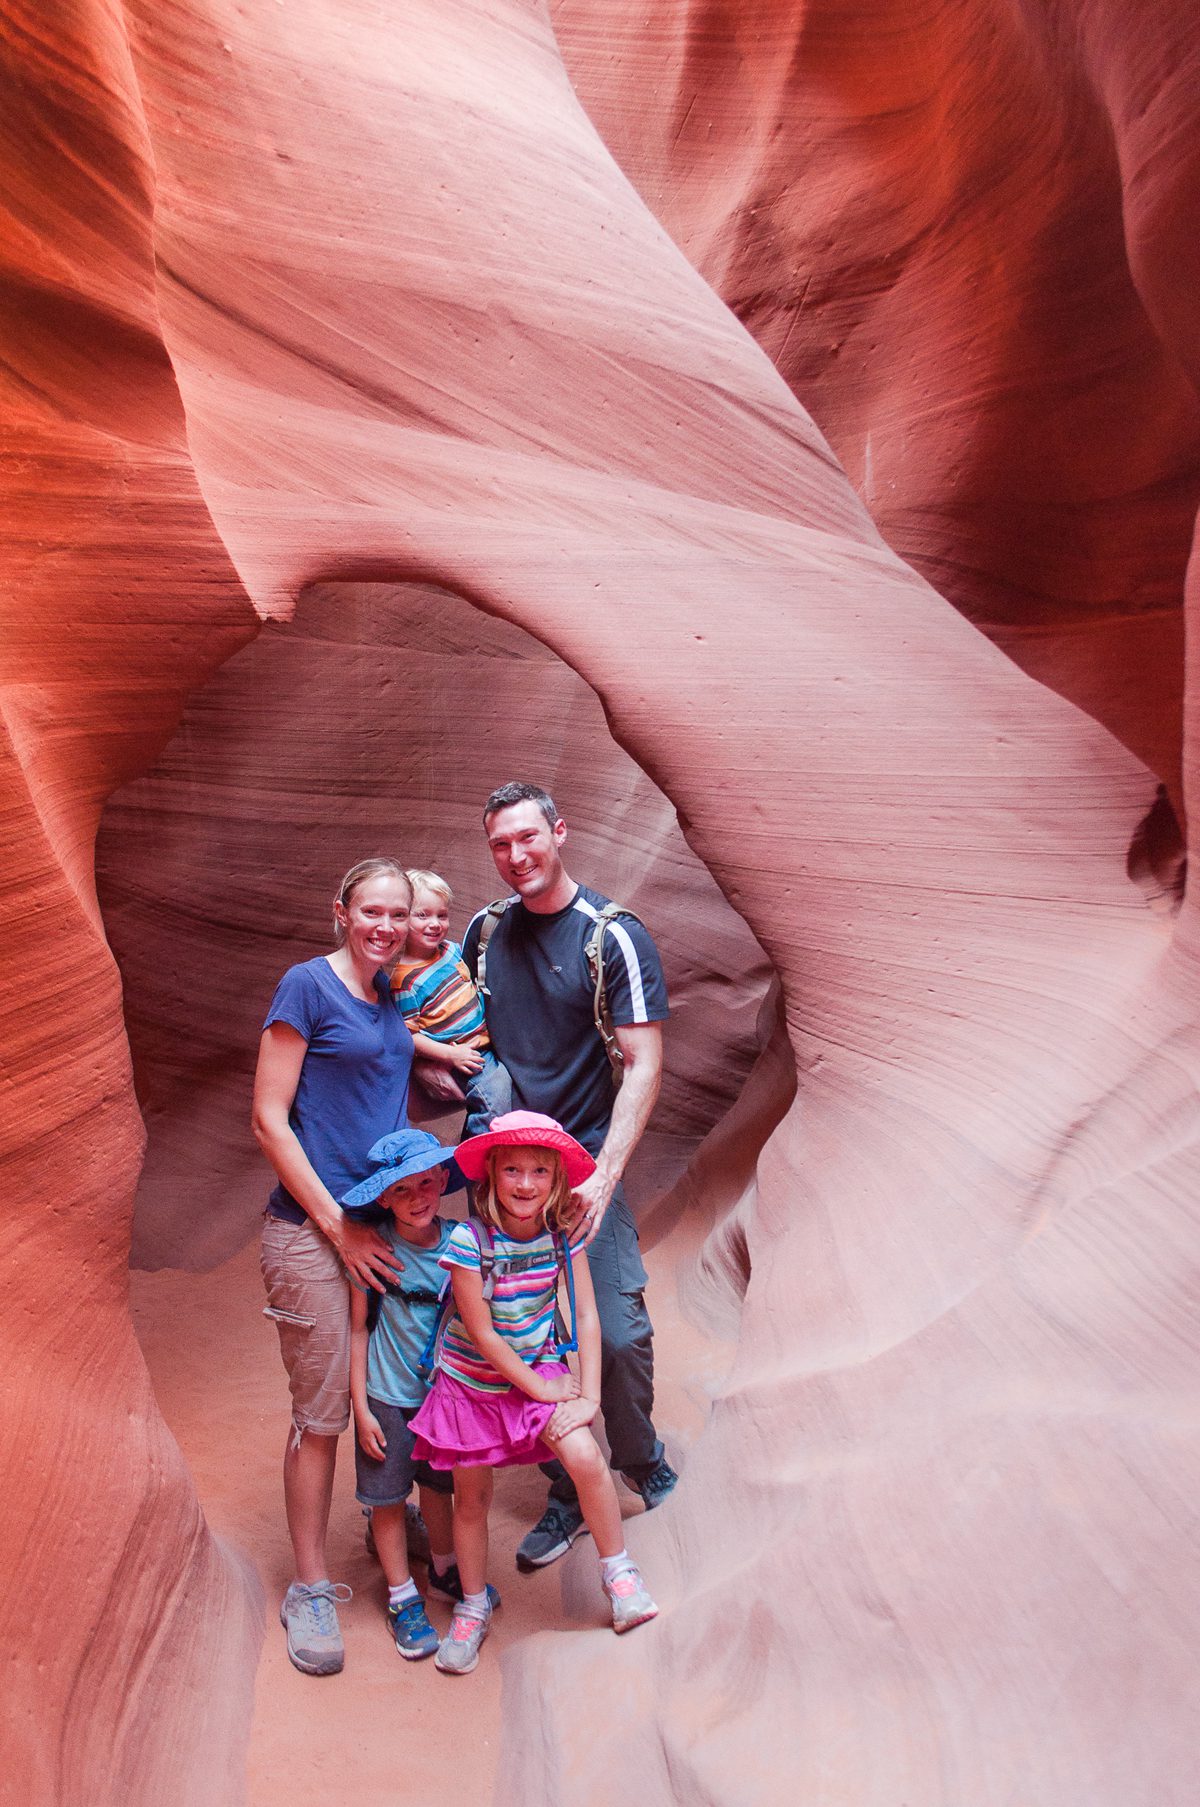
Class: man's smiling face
485,800,568,909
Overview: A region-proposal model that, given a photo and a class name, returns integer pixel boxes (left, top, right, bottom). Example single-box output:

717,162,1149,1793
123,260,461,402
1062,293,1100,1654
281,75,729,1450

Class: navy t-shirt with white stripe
461,884,668,1154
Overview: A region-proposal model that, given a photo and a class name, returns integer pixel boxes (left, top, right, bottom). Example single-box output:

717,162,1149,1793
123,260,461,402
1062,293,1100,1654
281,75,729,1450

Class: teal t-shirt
365,1217,453,1408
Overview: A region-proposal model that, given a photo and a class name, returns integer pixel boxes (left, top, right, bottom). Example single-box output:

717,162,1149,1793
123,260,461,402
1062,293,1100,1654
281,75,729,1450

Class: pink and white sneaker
604,1565,658,1633
434,1604,491,1675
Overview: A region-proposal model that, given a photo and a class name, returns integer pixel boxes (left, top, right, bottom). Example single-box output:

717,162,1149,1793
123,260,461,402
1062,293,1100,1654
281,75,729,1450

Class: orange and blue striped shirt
391,940,489,1048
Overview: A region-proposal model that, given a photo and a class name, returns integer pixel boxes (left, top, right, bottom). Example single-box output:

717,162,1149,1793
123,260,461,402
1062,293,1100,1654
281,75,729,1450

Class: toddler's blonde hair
406,868,453,905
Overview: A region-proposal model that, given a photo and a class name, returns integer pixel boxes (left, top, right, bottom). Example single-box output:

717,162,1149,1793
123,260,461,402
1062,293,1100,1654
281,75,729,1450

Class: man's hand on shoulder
565,1020,663,1245
568,1166,617,1247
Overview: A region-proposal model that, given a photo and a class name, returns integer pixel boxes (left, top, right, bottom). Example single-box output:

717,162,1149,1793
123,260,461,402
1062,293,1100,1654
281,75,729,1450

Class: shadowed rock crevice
1126,783,1187,910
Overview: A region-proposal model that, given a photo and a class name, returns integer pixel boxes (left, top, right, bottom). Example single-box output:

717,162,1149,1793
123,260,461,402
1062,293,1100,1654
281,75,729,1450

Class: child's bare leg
544,1427,624,1557
418,1483,454,1566
369,1504,413,1590
452,1466,494,1596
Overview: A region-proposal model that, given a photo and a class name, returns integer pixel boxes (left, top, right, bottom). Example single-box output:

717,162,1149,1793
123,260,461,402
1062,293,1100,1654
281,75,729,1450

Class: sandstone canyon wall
552,0,1200,811
0,4,262,1800
3,1,1199,1804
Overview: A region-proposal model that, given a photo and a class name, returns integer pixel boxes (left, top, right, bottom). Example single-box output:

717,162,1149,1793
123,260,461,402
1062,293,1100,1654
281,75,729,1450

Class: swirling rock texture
553,0,1200,815
0,4,261,1802
4,2,1199,1805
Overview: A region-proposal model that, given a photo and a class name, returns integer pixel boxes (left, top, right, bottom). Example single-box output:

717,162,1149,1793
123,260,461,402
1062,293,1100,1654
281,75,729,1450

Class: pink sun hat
454,1110,596,1186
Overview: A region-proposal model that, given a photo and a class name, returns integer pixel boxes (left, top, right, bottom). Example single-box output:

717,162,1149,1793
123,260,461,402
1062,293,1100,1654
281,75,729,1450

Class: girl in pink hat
409,1110,658,1673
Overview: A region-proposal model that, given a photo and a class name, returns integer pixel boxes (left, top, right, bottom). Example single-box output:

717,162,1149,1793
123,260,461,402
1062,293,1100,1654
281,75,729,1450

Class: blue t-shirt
364,1218,453,1408
461,884,668,1153
263,956,414,1224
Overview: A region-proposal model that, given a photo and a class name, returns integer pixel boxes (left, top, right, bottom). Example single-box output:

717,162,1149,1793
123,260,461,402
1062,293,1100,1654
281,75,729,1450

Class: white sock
600,1551,634,1583
463,1588,490,1616
388,1579,419,1607
430,1551,454,1576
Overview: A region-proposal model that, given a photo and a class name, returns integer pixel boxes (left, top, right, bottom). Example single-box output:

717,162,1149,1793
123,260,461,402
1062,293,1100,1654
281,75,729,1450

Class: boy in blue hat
344,1127,493,1660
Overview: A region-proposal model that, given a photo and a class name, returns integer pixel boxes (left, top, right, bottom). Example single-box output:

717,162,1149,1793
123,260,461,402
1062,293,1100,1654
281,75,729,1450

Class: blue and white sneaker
388,1595,439,1661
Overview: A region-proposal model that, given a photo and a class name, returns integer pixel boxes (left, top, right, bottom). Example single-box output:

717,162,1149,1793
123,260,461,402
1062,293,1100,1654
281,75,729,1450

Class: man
460,779,678,1569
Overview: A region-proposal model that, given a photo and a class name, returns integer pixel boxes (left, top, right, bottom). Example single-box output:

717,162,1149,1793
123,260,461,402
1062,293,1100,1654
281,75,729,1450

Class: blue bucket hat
341,1128,463,1213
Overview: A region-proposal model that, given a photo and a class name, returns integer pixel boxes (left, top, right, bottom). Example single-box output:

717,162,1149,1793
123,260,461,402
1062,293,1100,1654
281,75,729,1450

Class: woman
252,856,414,1676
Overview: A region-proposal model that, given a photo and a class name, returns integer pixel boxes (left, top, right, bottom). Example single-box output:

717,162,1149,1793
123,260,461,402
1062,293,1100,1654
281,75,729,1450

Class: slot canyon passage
98,581,781,1804
3,1,1200,1804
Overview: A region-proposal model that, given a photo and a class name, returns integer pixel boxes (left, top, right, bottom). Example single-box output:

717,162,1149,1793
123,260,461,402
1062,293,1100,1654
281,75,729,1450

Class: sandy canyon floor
130,1227,727,1804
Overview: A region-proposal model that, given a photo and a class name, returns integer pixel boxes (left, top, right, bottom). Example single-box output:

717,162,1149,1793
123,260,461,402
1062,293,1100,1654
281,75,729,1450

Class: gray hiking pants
543,1183,663,1499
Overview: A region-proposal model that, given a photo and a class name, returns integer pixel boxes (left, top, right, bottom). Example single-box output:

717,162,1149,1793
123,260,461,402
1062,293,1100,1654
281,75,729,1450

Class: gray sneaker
514,1497,588,1571
604,1564,658,1634
633,1458,678,1510
280,1580,353,1675
434,1604,491,1675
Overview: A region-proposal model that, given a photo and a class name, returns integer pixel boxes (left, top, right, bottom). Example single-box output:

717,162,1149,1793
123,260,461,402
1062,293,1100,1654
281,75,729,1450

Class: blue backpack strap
415,1273,452,1376
553,1230,578,1355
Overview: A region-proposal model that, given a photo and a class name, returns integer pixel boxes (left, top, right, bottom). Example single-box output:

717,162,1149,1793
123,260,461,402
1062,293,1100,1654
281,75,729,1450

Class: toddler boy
393,869,511,1137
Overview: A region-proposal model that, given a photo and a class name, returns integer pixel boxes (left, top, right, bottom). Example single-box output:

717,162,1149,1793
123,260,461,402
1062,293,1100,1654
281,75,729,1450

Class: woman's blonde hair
476,1146,573,1234
331,858,411,944
406,868,453,905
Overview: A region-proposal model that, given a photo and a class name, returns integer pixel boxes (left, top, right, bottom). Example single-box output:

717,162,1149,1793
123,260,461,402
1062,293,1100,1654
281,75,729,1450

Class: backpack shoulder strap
469,1216,496,1298
415,1220,493,1375
581,902,649,1077
472,897,513,997
553,1230,579,1355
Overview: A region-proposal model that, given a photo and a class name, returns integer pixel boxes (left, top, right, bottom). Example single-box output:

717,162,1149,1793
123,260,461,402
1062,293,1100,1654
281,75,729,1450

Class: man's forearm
594,1053,660,1188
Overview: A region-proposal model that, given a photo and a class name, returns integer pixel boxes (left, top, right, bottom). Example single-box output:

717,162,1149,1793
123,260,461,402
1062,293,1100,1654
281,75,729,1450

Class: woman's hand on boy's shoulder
334,1216,405,1291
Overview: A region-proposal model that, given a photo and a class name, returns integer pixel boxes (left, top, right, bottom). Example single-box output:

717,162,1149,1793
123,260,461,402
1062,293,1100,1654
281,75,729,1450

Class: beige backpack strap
473,897,512,997
582,902,648,1078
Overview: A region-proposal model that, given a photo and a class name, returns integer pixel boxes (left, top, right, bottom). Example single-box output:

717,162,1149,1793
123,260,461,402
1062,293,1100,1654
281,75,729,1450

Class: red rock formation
552,0,1200,811
4,0,1199,1802
0,2,261,1800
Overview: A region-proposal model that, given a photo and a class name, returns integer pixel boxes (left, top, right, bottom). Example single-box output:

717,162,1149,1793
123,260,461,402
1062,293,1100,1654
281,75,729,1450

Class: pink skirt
409,1363,569,1469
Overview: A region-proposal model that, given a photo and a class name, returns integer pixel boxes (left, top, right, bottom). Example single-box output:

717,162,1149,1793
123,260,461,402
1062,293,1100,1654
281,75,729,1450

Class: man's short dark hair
483,781,559,829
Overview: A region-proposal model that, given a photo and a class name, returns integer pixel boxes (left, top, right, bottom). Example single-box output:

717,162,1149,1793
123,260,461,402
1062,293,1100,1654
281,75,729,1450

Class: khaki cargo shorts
261,1214,351,1439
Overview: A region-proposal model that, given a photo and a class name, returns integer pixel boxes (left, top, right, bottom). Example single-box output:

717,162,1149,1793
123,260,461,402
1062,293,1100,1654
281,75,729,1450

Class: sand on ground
130,1230,726,1805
